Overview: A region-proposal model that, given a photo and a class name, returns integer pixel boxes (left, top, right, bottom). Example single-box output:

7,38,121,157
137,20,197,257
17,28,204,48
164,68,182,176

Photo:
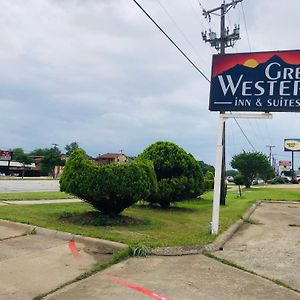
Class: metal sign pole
211,112,272,234
211,114,225,234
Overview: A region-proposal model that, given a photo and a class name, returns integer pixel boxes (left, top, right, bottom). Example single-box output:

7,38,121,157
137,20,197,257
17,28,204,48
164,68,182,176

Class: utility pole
202,1,242,53
266,145,275,165
202,0,242,207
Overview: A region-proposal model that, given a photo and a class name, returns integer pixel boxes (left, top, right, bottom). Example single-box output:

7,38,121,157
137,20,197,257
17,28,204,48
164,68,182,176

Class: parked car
269,176,290,184
0,173,5,176
226,176,234,182
280,175,292,182
252,178,265,185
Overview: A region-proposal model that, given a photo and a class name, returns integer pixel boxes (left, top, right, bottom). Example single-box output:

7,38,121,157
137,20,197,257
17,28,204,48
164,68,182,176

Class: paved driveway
0,180,60,192
216,202,300,291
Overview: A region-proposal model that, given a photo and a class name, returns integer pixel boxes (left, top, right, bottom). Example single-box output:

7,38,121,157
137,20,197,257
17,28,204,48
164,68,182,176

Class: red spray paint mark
104,275,171,300
68,240,80,260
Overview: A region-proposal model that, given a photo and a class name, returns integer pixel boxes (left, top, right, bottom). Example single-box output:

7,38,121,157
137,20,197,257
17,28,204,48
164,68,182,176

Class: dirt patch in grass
59,211,147,227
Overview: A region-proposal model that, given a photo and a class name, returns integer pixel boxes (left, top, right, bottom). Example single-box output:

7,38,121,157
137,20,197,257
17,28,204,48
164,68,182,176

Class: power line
186,0,208,31
155,0,209,69
197,0,205,11
241,2,251,52
133,0,256,155
233,118,256,151
197,0,214,31
132,0,210,83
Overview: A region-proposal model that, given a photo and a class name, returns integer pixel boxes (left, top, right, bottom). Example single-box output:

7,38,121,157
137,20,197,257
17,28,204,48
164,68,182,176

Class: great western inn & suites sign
209,50,300,112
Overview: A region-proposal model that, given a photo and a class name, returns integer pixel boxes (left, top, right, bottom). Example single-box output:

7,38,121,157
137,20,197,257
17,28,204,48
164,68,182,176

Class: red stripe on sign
104,275,171,300
68,240,80,260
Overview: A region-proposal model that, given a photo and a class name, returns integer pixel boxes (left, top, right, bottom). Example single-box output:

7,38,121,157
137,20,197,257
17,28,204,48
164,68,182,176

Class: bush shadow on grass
134,200,199,212
59,211,150,227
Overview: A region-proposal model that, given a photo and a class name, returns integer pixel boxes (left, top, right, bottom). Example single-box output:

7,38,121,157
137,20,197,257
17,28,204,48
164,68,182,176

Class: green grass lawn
0,191,74,201
0,187,298,248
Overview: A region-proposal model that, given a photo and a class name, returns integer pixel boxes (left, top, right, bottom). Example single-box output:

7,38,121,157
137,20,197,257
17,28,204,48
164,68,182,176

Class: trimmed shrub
234,173,244,197
203,171,214,191
233,173,245,186
60,149,157,215
137,141,203,207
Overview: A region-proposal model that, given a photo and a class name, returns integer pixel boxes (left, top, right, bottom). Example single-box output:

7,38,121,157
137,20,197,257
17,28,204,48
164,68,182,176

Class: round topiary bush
60,149,157,215
137,141,203,208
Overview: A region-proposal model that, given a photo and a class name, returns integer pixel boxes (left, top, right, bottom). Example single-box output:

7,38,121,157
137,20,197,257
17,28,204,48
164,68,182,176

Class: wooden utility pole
202,0,243,206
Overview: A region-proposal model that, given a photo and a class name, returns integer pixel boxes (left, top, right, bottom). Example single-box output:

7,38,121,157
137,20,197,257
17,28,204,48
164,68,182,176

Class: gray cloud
0,0,299,168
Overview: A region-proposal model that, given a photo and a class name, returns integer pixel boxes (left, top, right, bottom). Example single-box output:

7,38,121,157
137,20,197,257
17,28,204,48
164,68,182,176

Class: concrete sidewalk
0,199,82,205
0,221,125,300
46,254,299,300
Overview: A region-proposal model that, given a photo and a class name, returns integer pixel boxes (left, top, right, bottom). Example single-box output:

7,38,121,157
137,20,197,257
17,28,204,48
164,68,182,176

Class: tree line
8,142,79,178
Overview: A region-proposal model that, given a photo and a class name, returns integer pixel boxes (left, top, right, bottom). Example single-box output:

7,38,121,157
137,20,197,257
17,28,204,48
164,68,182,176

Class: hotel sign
209,50,300,112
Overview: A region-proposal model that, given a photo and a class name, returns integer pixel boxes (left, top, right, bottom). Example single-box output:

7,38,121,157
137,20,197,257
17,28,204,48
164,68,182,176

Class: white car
280,175,292,182
226,176,234,182
252,178,265,185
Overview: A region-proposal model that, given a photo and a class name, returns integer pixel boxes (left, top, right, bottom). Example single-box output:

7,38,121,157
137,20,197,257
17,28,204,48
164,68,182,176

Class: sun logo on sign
243,59,259,68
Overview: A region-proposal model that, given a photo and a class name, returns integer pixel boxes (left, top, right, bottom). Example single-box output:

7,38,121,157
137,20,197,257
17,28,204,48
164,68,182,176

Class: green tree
226,169,238,177
231,151,275,188
203,170,214,191
30,147,64,177
30,148,48,157
42,146,64,178
65,142,79,156
10,148,32,178
138,141,203,208
233,173,244,197
198,161,214,175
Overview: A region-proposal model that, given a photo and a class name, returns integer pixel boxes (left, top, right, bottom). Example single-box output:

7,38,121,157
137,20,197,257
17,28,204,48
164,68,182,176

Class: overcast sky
0,0,299,168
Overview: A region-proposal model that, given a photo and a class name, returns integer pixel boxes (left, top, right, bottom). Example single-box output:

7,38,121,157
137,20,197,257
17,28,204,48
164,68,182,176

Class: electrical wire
186,0,208,32
132,0,210,83
132,0,257,153
233,118,256,151
155,0,209,69
197,0,214,31
241,1,251,52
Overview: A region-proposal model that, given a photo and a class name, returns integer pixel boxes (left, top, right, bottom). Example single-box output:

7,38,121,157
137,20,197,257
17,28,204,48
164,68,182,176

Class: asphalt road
0,179,60,192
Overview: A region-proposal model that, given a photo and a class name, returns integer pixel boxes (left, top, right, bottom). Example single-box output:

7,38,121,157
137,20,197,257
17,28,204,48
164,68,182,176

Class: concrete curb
263,200,300,204
151,201,262,256
204,201,262,253
0,219,126,253
151,245,204,256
